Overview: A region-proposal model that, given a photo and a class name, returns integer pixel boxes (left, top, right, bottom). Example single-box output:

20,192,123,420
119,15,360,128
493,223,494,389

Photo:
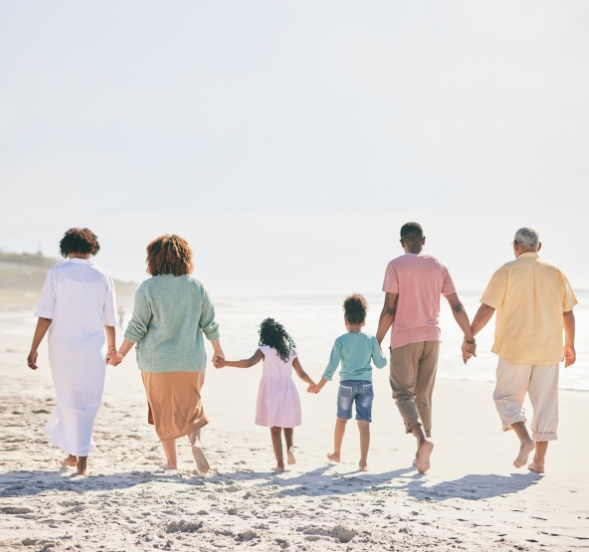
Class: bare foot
60,455,77,468
359,461,368,472
159,462,177,470
76,457,87,476
417,440,434,474
273,465,285,473
327,452,340,463
528,461,545,474
514,439,535,468
413,452,419,467
287,447,296,465
191,445,210,475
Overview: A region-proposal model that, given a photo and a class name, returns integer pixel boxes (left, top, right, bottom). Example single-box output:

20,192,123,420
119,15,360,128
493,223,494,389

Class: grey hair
514,227,539,249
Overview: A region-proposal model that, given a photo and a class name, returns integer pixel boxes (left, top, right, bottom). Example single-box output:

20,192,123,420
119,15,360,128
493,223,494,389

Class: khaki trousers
390,341,440,437
493,357,559,442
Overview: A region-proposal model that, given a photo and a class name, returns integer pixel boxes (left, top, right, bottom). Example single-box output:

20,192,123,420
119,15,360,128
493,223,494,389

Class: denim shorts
337,380,374,422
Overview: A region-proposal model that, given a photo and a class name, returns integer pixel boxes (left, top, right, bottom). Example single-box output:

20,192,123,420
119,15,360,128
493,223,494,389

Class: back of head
146,234,194,276
514,227,539,251
343,293,367,325
59,228,100,258
258,318,296,362
400,222,424,248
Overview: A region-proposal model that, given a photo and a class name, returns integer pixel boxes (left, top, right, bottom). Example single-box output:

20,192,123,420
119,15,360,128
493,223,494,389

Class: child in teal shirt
310,294,387,471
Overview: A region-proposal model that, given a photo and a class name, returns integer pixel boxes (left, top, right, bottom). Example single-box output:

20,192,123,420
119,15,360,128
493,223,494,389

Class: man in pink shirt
376,222,476,473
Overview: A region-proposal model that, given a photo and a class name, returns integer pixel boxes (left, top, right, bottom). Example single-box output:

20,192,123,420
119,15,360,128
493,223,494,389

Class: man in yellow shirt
469,227,577,474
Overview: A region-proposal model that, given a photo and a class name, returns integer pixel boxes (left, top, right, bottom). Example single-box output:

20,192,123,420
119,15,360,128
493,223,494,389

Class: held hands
307,384,320,394
212,353,225,369
461,338,477,365
106,349,123,366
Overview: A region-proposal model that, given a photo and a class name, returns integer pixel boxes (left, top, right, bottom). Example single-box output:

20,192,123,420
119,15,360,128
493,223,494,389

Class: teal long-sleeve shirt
124,274,219,373
322,332,387,382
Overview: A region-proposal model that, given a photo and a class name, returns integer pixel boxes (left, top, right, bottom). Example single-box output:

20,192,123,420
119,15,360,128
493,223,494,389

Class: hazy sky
1,1,588,297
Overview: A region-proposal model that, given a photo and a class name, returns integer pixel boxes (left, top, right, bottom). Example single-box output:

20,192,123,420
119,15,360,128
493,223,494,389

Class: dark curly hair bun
343,293,367,325
59,228,100,258
258,318,296,362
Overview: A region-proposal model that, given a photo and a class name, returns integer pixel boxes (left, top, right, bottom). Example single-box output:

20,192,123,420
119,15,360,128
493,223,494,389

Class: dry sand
1,332,588,551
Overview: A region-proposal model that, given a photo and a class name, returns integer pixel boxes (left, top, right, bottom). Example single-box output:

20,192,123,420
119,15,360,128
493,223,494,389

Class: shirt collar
68,258,93,264
518,252,540,259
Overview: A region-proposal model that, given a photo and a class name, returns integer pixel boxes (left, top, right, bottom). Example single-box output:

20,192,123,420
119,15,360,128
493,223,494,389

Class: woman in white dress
28,228,117,475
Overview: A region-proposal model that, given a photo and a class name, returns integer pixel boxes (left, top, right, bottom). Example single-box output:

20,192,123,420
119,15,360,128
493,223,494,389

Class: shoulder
88,262,113,282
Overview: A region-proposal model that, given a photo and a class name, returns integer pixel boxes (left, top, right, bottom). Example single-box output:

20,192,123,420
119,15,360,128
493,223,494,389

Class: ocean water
2,291,587,391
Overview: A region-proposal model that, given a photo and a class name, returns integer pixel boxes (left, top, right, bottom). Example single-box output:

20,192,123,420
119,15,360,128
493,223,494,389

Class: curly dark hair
146,235,194,276
258,318,296,362
59,228,100,258
343,293,367,325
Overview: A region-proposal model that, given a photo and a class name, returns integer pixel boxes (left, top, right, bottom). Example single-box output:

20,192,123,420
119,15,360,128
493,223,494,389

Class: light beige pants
390,341,440,438
493,357,559,442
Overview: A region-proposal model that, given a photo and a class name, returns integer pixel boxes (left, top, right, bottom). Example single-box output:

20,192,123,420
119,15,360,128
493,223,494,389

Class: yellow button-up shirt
481,252,577,365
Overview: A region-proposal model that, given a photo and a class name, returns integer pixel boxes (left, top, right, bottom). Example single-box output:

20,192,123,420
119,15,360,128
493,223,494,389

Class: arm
471,303,496,336
292,357,316,386
219,349,264,369
105,325,116,363
199,288,223,364
375,292,398,345
310,341,342,393
445,293,476,363
371,336,387,369
108,337,136,365
27,318,52,370
563,310,576,367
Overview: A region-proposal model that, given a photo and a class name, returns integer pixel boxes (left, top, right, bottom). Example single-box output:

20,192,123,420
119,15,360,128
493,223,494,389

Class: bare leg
160,439,177,470
189,428,209,475
512,421,535,468
528,441,548,473
327,418,347,462
60,455,77,468
357,421,370,471
412,424,434,474
76,456,87,476
284,428,296,465
270,427,284,472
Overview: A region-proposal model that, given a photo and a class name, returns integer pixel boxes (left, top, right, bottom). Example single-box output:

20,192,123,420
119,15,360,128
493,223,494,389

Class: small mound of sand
165,520,203,533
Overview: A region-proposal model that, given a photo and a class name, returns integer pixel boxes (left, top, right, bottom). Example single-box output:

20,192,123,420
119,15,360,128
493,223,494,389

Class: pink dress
255,346,302,428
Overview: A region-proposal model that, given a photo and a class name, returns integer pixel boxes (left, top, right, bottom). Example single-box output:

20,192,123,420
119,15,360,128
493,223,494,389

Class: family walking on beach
28,224,577,478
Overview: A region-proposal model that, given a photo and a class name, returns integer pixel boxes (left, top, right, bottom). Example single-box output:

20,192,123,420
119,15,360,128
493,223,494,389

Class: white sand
1,332,588,551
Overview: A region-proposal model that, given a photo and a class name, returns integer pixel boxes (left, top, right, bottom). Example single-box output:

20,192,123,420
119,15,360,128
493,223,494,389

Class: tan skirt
141,370,209,441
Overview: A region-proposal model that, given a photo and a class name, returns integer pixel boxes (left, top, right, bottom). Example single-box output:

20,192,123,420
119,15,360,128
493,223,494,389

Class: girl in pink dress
217,318,316,472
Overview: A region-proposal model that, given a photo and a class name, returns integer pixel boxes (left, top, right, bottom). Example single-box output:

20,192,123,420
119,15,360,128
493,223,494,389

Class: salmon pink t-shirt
382,253,456,349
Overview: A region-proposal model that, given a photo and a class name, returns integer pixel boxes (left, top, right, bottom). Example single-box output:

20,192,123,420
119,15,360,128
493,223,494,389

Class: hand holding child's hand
213,354,225,369
307,384,320,394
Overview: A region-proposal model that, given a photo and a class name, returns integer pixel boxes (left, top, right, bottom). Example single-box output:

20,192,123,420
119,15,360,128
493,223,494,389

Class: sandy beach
1,330,588,552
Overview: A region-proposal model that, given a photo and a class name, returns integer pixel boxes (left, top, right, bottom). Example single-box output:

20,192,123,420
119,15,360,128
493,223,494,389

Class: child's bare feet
273,464,285,473
528,461,545,474
76,457,87,476
192,445,210,475
327,452,340,463
60,455,77,468
159,462,177,470
287,447,296,465
359,461,368,472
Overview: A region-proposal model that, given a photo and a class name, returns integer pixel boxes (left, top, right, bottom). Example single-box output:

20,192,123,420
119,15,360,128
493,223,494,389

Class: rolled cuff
500,415,527,432
123,329,142,343
533,432,557,442
321,372,333,381
203,328,220,341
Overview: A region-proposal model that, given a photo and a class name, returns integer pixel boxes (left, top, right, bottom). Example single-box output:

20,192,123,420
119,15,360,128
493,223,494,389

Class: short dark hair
146,234,194,276
59,228,100,258
343,293,367,325
400,222,423,244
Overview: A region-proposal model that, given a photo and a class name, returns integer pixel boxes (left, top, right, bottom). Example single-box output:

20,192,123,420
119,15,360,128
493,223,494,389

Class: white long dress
35,258,117,457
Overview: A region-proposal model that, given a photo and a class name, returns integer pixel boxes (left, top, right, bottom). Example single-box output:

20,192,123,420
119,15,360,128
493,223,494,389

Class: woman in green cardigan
110,235,224,474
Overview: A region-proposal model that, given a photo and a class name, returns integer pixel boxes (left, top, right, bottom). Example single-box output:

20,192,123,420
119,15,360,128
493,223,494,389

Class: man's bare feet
76,457,87,476
359,461,368,472
287,447,296,465
413,452,419,467
327,452,340,463
417,440,434,474
159,462,177,470
514,438,535,468
528,461,545,474
192,445,210,475
60,455,77,468
273,465,285,473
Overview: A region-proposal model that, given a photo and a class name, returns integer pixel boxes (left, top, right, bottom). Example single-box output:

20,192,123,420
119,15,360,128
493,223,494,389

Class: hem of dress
158,417,210,442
